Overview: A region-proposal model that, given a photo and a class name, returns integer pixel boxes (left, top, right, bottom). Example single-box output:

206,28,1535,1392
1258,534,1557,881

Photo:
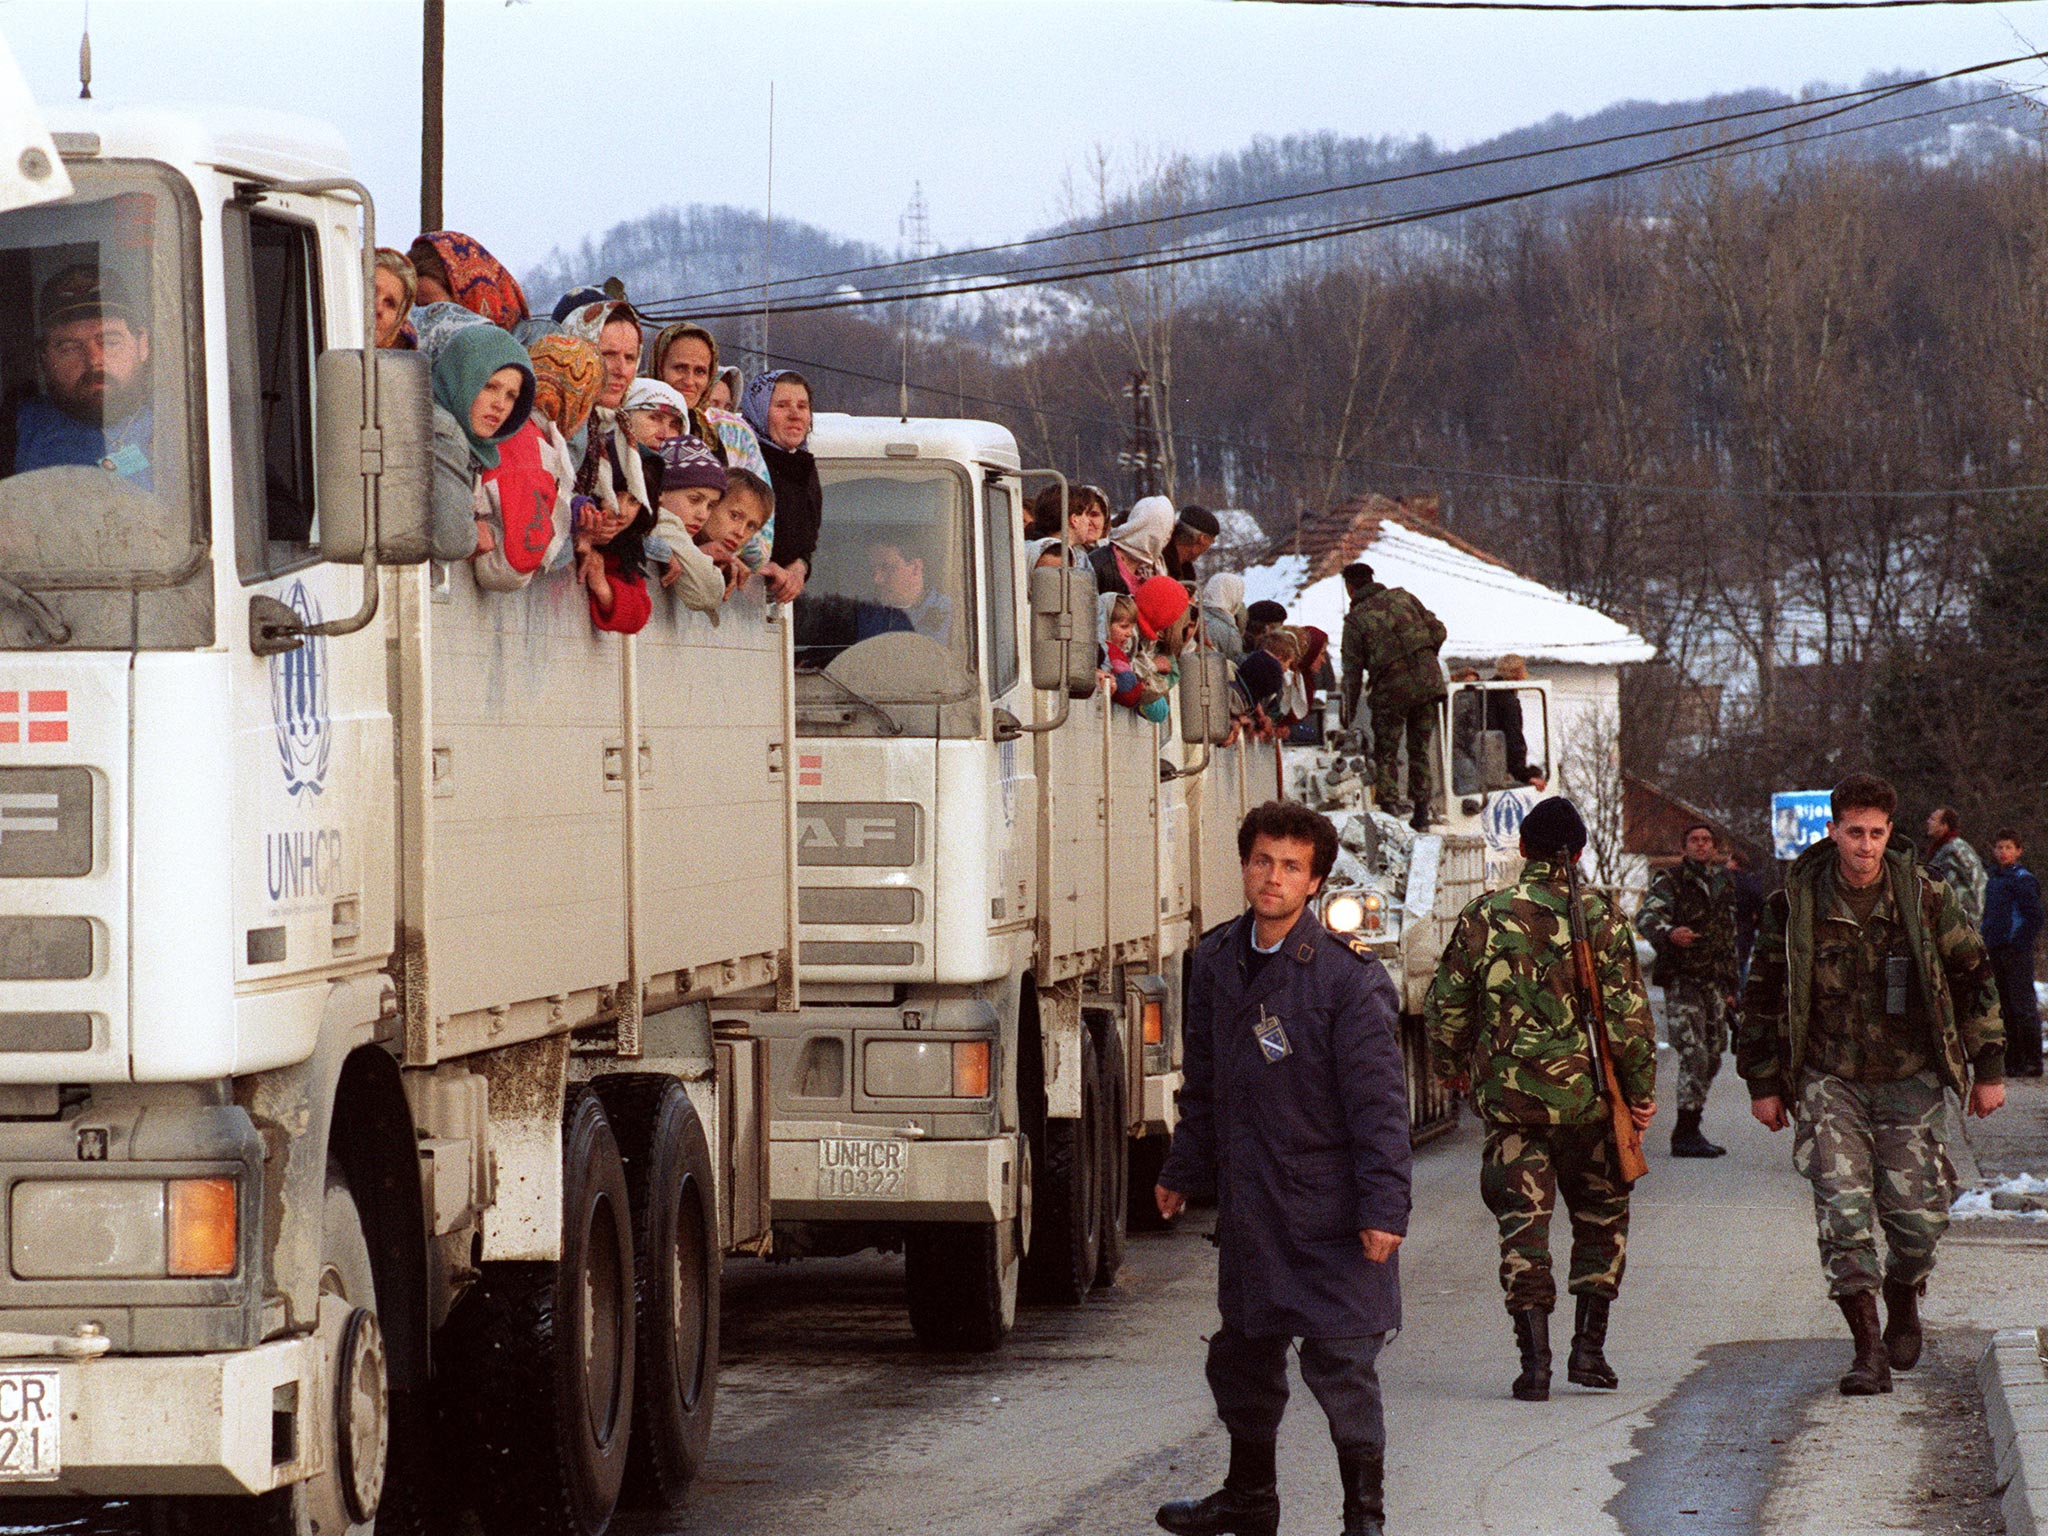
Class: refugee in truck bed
650,435,730,616
526,333,603,574
373,247,417,350
427,320,537,564
1101,592,1172,724
577,439,662,634
697,467,776,593
645,320,773,574
742,369,820,604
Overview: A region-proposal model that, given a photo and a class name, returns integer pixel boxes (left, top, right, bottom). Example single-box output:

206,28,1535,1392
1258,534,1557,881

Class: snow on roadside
1952,1170,2048,1220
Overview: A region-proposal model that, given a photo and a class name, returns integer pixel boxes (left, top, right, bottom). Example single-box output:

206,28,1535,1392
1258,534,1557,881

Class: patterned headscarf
559,296,641,353
740,368,812,450
409,231,530,329
409,299,492,365
527,334,603,439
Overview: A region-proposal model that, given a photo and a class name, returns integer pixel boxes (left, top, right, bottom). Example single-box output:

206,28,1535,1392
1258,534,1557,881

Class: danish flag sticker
0,691,67,745
798,754,822,788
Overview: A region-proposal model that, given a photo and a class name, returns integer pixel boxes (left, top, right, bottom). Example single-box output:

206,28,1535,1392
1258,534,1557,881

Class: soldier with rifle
1424,798,1656,1401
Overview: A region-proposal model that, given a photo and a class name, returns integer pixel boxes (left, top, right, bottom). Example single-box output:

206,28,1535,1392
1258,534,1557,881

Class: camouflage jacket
1634,858,1738,991
1348,581,1448,711
1738,842,2003,1098
1424,858,1658,1125
1925,836,1988,931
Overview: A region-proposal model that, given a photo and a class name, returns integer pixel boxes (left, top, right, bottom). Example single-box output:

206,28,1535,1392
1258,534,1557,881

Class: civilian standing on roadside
1984,828,2044,1078
1154,801,1411,1536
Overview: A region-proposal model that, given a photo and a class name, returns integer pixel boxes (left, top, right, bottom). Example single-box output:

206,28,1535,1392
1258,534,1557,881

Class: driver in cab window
870,539,951,644
13,264,153,491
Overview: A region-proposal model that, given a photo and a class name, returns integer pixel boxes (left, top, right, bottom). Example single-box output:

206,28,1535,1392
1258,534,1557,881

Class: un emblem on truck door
270,580,331,798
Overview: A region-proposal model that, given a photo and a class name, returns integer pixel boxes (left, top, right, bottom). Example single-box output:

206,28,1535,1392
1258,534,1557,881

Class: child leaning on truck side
696,468,776,596
1101,591,1172,724
577,440,661,635
427,323,537,565
651,436,729,616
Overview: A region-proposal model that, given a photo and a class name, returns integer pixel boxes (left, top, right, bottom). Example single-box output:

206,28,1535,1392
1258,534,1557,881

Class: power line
632,52,2039,317
1268,0,2029,10
637,62,2025,312
641,59,2041,320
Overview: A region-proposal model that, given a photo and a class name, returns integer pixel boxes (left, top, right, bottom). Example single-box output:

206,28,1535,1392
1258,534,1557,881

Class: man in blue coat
1155,801,1413,1536
1986,828,2044,1077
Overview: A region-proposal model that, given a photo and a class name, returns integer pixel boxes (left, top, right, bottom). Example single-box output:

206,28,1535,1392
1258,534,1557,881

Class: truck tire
141,1166,419,1536
903,1217,1017,1352
1022,1025,1102,1305
589,1074,721,1508
441,1088,636,1536
1094,1026,1128,1289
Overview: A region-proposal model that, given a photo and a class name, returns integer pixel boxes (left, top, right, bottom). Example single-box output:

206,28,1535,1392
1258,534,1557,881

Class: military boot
1510,1309,1551,1401
1836,1292,1893,1395
1156,1437,1279,1536
1669,1109,1726,1159
1566,1294,1619,1389
1882,1276,1925,1372
1337,1447,1386,1536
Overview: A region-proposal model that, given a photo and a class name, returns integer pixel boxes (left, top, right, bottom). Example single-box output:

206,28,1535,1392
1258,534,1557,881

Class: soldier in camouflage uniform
1635,822,1739,1158
1922,807,1987,931
1739,774,2004,1397
1338,563,1448,831
1425,798,1657,1402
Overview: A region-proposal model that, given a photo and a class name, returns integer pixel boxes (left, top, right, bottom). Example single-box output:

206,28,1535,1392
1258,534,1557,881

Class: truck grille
0,769,92,878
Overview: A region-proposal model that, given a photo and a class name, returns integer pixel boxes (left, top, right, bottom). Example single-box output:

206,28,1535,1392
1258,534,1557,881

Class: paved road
624,1067,2043,1536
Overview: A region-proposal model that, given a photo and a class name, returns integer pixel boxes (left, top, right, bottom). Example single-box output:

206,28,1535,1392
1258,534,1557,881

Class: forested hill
522,74,2021,314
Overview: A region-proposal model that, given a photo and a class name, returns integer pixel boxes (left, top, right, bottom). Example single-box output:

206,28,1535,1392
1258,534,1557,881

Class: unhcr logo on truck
270,581,331,798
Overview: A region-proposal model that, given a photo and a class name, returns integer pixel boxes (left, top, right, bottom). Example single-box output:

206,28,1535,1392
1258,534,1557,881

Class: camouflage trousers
1791,1069,1957,1299
1370,696,1437,815
1664,979,1727,1116
1480,1123,1631,1315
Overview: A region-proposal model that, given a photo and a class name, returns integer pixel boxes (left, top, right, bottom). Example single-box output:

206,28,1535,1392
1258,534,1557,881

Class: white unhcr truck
730,414,1281,1350
0,109,792,1534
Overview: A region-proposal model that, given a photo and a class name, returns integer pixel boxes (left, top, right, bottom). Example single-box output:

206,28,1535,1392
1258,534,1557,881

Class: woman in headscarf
1089,495,1176,599
1199,572,1247,660
645,322,773,571
374,248,416,350
741,369,821,603
707,366,742,413
427,325,535,564
524,333,604,575
409,232,530,330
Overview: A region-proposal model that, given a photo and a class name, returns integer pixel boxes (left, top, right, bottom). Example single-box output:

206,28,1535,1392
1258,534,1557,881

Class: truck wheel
904,1216,1017,1353
1094,1028,1128,1288
141,1167,418,1536
443,1088,636,1536
1022,1025,1103,1305
589,1074,721,1508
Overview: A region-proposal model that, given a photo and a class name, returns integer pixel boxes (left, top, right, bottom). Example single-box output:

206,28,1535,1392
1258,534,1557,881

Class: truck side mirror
316,348,435,565
1178,650,1235,745
1029,564,1100,700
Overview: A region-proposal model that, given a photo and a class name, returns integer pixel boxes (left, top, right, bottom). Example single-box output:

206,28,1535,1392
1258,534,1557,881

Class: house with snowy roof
1239,494,1656,887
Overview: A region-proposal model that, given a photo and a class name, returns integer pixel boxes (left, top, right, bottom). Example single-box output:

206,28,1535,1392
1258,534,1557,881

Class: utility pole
421,0,445,233
1119,370,1159,506
897,182,930,423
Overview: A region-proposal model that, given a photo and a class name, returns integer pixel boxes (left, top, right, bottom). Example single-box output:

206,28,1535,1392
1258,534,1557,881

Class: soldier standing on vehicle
1337,563,1448,831
1923,807,1987,931
1636,822,1739,1159
1424,798,1657,1402
1738,773,2004,1397
1155,801,1412,1536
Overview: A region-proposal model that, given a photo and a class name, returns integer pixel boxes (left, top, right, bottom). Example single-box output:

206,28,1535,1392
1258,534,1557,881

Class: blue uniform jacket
1985,862,2044,953
1159,908,1413,1339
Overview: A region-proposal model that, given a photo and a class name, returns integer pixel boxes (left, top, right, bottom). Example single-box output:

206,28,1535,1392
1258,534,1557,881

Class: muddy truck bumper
769,1126,1023,1225
0,1334,321,1498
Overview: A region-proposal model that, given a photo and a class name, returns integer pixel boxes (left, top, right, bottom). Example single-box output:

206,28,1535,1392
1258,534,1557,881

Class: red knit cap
1133,574,1191,640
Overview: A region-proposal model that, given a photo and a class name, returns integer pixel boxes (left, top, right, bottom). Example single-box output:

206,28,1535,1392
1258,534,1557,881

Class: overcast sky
3,0,2043,279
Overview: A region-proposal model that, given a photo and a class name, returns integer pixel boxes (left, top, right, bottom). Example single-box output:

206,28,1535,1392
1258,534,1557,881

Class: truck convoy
0,104,1560,1536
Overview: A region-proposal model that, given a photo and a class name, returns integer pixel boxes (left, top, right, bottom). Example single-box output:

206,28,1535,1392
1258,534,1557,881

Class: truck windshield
0,160,209,650
793,462,976,714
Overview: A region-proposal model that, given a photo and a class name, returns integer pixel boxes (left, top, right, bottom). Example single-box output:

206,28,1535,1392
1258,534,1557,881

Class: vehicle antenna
77,1,92,100
758,80,774,374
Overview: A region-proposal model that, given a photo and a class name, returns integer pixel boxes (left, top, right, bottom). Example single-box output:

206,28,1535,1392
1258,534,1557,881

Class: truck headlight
10,1177,238,1279
864,1039,992,1099
1324,893,1367,934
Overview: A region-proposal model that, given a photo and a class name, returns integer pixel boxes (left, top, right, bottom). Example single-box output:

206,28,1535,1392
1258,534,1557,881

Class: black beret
1246,600,1288,627
1520,797,1588,857
1177,504,1221,538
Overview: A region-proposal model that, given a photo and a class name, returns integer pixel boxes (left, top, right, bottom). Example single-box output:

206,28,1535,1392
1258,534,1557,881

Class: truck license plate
0,1370,59,1480
816,1138,906,1198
